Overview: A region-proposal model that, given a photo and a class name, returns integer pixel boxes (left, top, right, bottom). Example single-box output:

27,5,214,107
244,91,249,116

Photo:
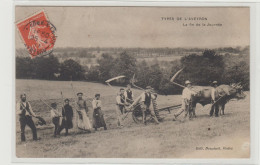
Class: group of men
116,85,160,126
17,80,220,142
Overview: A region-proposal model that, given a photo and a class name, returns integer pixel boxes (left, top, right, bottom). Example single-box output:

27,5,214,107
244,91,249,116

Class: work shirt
211,87,217,101
182,87,196,100
92,99,102,110
50,108,61,118
16,101,36,116
116,94,125,105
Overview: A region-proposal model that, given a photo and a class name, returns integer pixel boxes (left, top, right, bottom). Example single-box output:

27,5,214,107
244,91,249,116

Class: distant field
15,79,250,158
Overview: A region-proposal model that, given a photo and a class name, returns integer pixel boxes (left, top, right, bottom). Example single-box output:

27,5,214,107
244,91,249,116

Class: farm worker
50,102,62,137
92,94,107,131
17,93,39,142
173,80,197,120
58,99,74,136
210,81,220,117
127,86,159,124
124,84,134,104
76,92,92,132
139,86,160,124
116,88,127,127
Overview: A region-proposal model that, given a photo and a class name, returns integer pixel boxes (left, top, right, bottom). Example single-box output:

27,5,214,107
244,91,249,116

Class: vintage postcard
15,5,251,161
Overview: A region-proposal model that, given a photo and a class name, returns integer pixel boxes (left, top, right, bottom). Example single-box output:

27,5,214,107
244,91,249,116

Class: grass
15,79,250,158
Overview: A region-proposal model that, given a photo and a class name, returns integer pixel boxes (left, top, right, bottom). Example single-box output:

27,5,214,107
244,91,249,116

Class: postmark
16,11,57,57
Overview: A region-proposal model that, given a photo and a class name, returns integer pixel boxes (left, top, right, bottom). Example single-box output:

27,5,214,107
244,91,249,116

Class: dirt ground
15,79,250,158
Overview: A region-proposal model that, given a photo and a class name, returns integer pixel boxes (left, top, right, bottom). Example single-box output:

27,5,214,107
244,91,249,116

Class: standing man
92,94,107,131
16,93,38,142
139,86,160,125
173,80,196,121
50,102,61,137
210,81,219,117
58,99,74,136
77,92,92,132
116,88,127,127
124,84,134,104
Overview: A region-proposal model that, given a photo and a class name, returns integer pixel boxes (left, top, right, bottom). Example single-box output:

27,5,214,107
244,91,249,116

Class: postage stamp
16,11,56,57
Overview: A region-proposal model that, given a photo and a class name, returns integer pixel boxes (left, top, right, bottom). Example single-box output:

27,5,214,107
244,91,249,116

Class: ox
189,83,246,117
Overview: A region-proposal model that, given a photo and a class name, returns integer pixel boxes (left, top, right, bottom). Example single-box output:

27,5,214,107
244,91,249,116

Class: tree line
16,49,249,94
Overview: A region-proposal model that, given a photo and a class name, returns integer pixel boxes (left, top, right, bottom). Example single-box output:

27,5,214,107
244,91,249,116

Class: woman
92,94,107,131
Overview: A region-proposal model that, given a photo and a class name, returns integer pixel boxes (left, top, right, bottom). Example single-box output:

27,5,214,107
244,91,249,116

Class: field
15,79,250,158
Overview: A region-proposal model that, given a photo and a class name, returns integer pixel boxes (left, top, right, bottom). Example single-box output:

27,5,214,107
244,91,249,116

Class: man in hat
77,92,92,131
58,99,74,136
210,81,219,117
139,86,159,124
16,93,39,142
116,88,127,127
92,94,107,131
173,80,197,120
124,84,134,104
50,102,61,137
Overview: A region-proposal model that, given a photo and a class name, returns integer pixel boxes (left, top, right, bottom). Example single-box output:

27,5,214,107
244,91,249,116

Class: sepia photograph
15,6,250,159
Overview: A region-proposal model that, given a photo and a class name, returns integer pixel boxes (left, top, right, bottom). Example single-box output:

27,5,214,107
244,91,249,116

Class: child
58,99,74,136
50,102,61,137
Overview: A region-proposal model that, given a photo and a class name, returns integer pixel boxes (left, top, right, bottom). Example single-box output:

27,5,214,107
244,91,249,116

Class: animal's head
230,83,246,100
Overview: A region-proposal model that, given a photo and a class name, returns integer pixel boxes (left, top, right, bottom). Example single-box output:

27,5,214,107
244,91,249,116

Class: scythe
105,75,126,84
130,74,144,90
170,68,185,88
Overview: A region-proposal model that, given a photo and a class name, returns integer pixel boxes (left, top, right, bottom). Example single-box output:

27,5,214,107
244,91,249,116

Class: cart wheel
132,105,152,124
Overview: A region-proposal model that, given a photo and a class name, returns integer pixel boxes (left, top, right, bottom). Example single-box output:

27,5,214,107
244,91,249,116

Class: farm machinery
125,96,181,124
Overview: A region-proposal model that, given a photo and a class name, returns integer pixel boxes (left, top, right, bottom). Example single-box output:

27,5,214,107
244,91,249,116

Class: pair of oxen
183,83,246,118
129,83,246,122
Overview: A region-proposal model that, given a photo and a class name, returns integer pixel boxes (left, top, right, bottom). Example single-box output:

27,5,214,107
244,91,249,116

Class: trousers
52,117,60,136
19,115,37,141
116,105,124,126
210,102,219,117
175,99,191,118
141,103,159,124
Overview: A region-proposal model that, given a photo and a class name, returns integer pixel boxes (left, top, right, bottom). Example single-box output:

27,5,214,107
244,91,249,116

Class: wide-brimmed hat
212,81,218,84
185,80,191,85
77,92,83,96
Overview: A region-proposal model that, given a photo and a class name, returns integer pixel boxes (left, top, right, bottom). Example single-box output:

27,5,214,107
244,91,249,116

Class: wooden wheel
132,104,152,124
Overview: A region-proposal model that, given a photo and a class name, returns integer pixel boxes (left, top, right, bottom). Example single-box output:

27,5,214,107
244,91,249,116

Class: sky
15,7,250,48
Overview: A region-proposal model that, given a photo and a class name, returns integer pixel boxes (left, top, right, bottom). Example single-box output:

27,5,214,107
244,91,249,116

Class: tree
32,55,60,80
59,59,85,80
86,66,100,81
180,50,225,86
110,51,137,83
16,57,34,79
97,54,115,82
135,60,150,88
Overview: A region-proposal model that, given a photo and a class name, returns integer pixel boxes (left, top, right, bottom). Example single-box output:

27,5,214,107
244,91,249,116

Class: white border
9,0,260,164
